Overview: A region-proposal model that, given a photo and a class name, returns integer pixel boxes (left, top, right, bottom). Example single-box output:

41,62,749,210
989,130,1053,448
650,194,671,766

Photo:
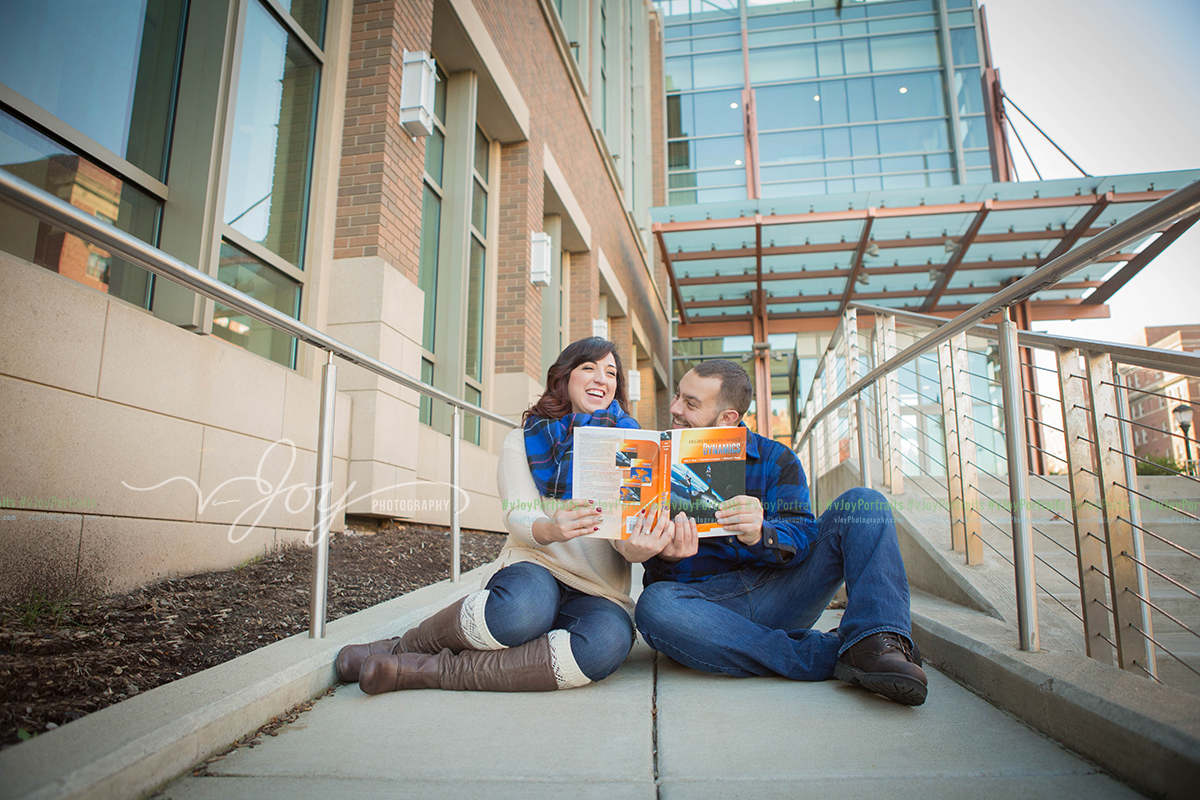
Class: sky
981,0,1200,345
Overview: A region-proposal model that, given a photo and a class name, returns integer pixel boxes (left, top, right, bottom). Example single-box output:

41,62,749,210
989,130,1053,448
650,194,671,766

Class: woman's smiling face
567,352,619,415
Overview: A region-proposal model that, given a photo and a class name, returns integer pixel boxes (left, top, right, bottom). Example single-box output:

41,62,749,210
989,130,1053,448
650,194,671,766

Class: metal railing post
1086,354,1151,672
824,349,837,467
952,334,983,564
309,351,337,638
938,339,967,554
450,406,462,583
883,316,903,494
843,308,860,464
1057,347,1115,664
1114,372,1157,677
809,434,819,515
998,316,1039,651
856,393,871,491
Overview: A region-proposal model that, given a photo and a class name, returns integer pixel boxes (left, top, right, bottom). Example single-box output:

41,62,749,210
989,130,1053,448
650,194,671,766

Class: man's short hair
692,359,753,417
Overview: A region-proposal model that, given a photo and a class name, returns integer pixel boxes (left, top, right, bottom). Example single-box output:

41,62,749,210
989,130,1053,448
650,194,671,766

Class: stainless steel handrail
0,169,519,637
850,303,1200,378
800,178,1200,439
0,170,514,427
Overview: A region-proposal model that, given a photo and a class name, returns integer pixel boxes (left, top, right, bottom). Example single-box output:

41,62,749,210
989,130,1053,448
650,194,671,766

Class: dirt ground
0,520,506,750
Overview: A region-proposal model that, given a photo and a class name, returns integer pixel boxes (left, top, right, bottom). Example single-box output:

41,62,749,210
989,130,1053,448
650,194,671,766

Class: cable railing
796,176,1200,692
0,169,519,640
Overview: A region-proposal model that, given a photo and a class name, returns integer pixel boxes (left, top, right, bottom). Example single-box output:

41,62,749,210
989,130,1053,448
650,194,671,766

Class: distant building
1120,326,1200,468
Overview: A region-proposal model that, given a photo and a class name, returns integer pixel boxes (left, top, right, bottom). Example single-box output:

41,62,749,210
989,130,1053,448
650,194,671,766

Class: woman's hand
613,507,676,563
532,498,604,545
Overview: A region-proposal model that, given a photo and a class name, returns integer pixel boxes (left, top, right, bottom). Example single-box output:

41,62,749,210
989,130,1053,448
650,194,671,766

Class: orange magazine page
668,426,747,536
571,427,666,540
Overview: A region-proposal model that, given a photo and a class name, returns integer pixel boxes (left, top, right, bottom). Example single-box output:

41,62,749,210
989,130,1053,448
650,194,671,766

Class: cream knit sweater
482,427,634,616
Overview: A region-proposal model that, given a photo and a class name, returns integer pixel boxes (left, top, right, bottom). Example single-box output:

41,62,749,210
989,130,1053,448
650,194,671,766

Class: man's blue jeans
484,561,633,682
635,487,911,681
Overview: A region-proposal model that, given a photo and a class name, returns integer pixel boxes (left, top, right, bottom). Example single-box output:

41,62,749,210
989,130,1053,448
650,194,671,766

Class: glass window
948,10,974,26
761,162,825,182
873,71,945,120
425,128,445,185
958,115,989,148
747,11,813,28
471,178,487,235
465,238,486,382
823,127,851,158
756,84,822,131
278,0,328,47
866,0,935,16
851,124,880,156
0,0,186,179
667,89,743,138
464,384,482,445
843,39,871,74
665,51,743,91
223,0,320,268
964,149,992,167
877,119,949,154
668,135,744,170
758,130,824,165
669,185,746,205
846,78,877,123
670,34,742,54
749,27,815,47
420,358,434,425
951,28,979,66
817,42,844,77
869,32,941,71
750,45,816,83
855,175,882,192
213,241,300,367
955,68,984,115
818,81,850,125
866,15,936,34
0,109,158,307
419,185,441,351
853,158,882,175
669,168,745,188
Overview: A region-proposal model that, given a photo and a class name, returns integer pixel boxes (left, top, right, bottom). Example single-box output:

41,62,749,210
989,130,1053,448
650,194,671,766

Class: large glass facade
0,0,186,306
657,0,991,204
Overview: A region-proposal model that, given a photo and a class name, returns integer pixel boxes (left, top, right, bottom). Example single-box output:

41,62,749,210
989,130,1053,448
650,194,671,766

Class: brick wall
473,0,669,374
495,140,546,378
335,0,433,283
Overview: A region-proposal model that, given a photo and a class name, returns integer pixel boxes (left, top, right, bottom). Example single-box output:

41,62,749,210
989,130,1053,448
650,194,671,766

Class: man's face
669,370,732,429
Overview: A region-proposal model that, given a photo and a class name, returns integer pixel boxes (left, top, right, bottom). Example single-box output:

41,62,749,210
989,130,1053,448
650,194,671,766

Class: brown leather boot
834,632,928,706
358,636,562,695
358,651,444,694
335,637,409,683
336,594,491,682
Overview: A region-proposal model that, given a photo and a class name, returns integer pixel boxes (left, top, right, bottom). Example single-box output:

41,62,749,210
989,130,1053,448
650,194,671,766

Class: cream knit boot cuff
459,590,505,650
548,629,591,689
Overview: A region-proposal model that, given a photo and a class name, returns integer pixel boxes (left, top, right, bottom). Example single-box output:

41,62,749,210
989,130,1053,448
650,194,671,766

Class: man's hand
715,495,764,546
614,507,675,563
532,498,603,544
658,512,699,561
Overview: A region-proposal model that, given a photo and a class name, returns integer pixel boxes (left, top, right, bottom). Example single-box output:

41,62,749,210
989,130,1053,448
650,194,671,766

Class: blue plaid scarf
524,400,639,499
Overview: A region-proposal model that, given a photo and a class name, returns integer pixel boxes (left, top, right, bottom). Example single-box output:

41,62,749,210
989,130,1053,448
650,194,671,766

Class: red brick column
335,0,433,283
568,250,599,345
495,140,545,379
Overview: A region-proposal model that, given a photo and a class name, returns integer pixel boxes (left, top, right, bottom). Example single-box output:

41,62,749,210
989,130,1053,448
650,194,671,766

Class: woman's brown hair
523,337,629,422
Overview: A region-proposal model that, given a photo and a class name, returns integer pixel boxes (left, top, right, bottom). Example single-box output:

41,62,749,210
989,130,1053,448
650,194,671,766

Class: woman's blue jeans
635,487,911,681
483,561,633,682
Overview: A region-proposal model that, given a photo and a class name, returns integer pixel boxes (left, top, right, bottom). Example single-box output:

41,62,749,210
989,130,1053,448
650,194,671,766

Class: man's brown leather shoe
834,632,928,706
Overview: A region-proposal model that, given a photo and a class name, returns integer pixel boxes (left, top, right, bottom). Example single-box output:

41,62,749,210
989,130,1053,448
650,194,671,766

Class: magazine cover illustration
572,426,747,539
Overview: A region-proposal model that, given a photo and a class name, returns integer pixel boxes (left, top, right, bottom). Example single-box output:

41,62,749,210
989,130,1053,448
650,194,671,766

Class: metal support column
309,351,337,639
1057,347,1115,664
938,340,966,554
1086,354,1151,672
450,406,462,583
1114,372,1157,677
998,317,1039,651
952,334,983,565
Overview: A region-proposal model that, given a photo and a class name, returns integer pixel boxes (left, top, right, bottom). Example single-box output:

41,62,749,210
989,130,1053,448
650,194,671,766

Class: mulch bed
0,520,505,750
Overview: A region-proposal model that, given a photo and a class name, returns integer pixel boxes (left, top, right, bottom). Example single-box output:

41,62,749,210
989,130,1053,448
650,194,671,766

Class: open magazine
572,426,747,540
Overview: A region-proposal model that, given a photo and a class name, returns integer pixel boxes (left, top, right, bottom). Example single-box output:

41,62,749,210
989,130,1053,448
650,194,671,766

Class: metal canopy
652,170,1200,337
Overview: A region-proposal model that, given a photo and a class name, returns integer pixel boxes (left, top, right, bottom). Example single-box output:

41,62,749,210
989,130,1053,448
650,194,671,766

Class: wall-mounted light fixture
399,50,438,137
530,232,552,286
593,318,609,339
627,369,641,402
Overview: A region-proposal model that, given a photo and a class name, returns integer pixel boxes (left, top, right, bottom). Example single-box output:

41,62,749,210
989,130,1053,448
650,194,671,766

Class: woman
336,337,676,694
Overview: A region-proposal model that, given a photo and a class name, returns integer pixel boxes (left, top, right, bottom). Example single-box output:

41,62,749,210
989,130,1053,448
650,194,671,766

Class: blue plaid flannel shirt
643,423,818,585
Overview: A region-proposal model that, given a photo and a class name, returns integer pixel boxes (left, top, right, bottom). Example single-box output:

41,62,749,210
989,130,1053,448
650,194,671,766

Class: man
635,359,928,705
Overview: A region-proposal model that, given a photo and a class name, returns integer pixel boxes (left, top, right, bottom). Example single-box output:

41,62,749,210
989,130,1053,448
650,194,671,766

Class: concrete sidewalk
150,607,1144,800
